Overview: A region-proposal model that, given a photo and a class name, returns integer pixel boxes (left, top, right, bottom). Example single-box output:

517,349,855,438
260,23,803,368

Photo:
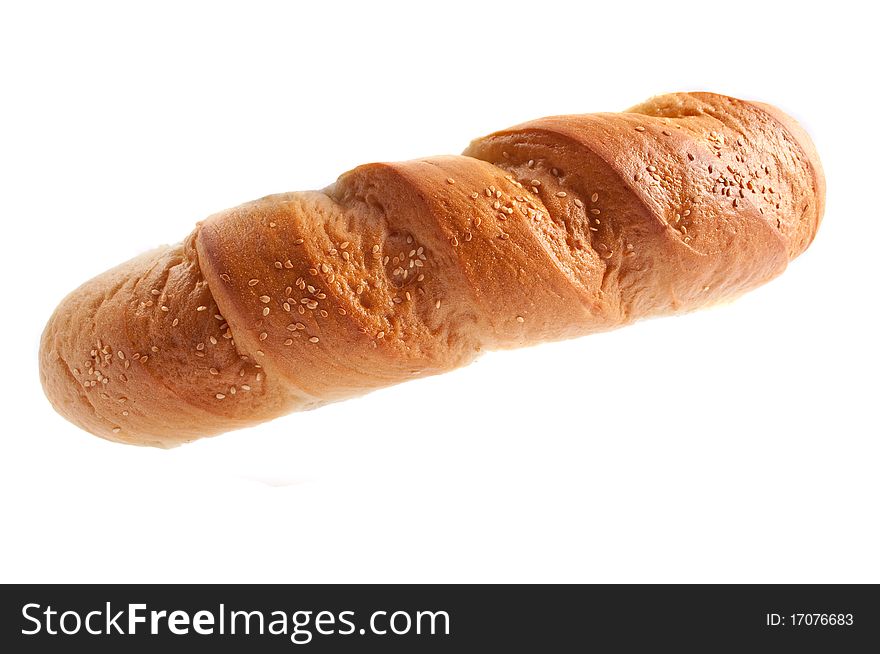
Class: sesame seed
269,222,276,228
556,191,567,198
321,263,330,273
259,295,271,303
112,427,121,433
471,192,479,199
294,238,304,245
647,165,657,172
172,318,179,327
220,274,231,282
209,368,219,375
446,177,455,184
241,385,251,391
634,126,646,132
216,393,225,400
376,331,385,339
259,332,268,341
574,198,583,208
262,307,270,316
284,338,293,345
309,337,319,343
662,130,671,136
196,305,207,311
151,346,159,352
516,316,524,323
150,289,160,296
248,279,260,286
436,300,441,309
160,305,169,312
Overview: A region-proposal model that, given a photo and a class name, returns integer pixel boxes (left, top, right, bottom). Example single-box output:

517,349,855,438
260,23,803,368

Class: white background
1,1,877,583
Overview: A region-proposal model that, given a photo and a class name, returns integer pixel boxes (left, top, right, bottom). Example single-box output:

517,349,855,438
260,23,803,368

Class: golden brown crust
38,235,290,447
39,92,825,446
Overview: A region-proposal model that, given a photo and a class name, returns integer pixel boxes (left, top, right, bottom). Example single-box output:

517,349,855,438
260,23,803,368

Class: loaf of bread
39,92,825,447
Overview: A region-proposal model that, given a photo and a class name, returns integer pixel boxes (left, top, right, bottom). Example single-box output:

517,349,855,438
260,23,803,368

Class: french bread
39,92,825,447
